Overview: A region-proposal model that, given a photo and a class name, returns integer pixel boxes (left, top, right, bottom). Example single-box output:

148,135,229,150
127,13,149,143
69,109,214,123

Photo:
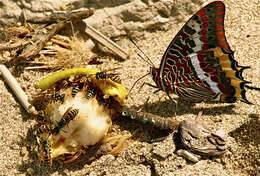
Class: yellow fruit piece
35,68,128,104
36,68,100,90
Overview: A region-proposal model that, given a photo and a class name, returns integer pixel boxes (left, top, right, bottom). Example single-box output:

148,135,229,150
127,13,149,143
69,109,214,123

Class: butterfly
135,1,259,104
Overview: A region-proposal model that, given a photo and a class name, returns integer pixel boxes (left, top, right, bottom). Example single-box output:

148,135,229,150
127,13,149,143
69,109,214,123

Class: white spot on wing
189,53,220,93
185,20,204,52
187,20,201,33
192,38,203,52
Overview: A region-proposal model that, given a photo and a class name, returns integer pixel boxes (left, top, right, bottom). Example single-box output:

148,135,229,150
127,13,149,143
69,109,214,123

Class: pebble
177,149,200,163
213,158,221,163
20,146,29,157
256,159,260,165
26,168,34,176
85,39,96,50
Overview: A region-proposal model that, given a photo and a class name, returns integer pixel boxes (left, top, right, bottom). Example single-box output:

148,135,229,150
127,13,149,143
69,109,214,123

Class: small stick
84,23,129,60
39,48,57,55
26,9,94,24
20,61,46,65
25,66,53,70
51,38,72,49
196,110,203,120
0,40,30,51
0,60,37,115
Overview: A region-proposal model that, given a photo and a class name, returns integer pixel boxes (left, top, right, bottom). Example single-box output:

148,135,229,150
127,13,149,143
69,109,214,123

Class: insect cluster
32,68,128,167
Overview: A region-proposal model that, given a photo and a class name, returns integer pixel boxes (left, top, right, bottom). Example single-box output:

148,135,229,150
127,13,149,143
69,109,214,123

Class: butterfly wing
159,1,251,103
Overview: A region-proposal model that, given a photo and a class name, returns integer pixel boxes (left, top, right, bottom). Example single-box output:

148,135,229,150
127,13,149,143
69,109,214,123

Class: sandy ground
0,0,259,175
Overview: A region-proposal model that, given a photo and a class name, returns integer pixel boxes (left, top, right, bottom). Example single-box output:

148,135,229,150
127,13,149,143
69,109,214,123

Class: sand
0,0,259,175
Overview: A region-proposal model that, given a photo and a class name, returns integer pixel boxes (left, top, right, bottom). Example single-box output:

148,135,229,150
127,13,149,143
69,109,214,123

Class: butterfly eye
151,67,158,78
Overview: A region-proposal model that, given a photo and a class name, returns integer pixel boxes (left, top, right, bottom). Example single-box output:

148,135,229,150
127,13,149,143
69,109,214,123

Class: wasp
52,107,79,134
86,87,96,99
95,72,121,83
71,82,85,97
38,137,52,167
61,79,69,88
35,110,47,124
54,79,71,91
79,75,89,83
96,91,117,110
51,93,65,102
85,83,97,99
34,92,65,104
36,124,52,136
93,68,121,83
36,134,52,167
71,86,80,97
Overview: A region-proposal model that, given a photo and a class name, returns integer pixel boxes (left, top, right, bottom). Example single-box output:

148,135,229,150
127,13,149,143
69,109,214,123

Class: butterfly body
150,1,252,104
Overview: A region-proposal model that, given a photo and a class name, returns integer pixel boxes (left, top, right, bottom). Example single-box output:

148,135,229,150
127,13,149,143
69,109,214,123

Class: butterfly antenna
130,39,155,67
103,67,122,73
128,72,150,95
137,53,152,66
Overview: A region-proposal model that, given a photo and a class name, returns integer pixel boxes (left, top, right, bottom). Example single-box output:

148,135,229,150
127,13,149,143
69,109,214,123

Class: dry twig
26,9,94,24
0,40,30,51
25,66,53,70
0,59,37,115
84,23,129,60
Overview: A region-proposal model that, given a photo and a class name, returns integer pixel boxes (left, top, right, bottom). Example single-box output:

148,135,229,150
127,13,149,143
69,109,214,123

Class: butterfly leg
138,82,158,93
167,93,178,116
137,82,160,108
137,89,161,112
145,89,161,105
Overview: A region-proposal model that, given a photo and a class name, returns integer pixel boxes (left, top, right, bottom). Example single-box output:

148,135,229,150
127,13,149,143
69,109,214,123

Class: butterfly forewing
153,1,252,103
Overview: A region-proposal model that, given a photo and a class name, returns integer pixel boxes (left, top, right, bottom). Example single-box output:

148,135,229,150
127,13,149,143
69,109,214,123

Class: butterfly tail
245,85,260,91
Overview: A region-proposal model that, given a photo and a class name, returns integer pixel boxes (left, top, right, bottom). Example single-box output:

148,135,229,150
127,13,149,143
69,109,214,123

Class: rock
0,0,22,27
84,0,172,38
0,0,174,38
179,119,227,157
